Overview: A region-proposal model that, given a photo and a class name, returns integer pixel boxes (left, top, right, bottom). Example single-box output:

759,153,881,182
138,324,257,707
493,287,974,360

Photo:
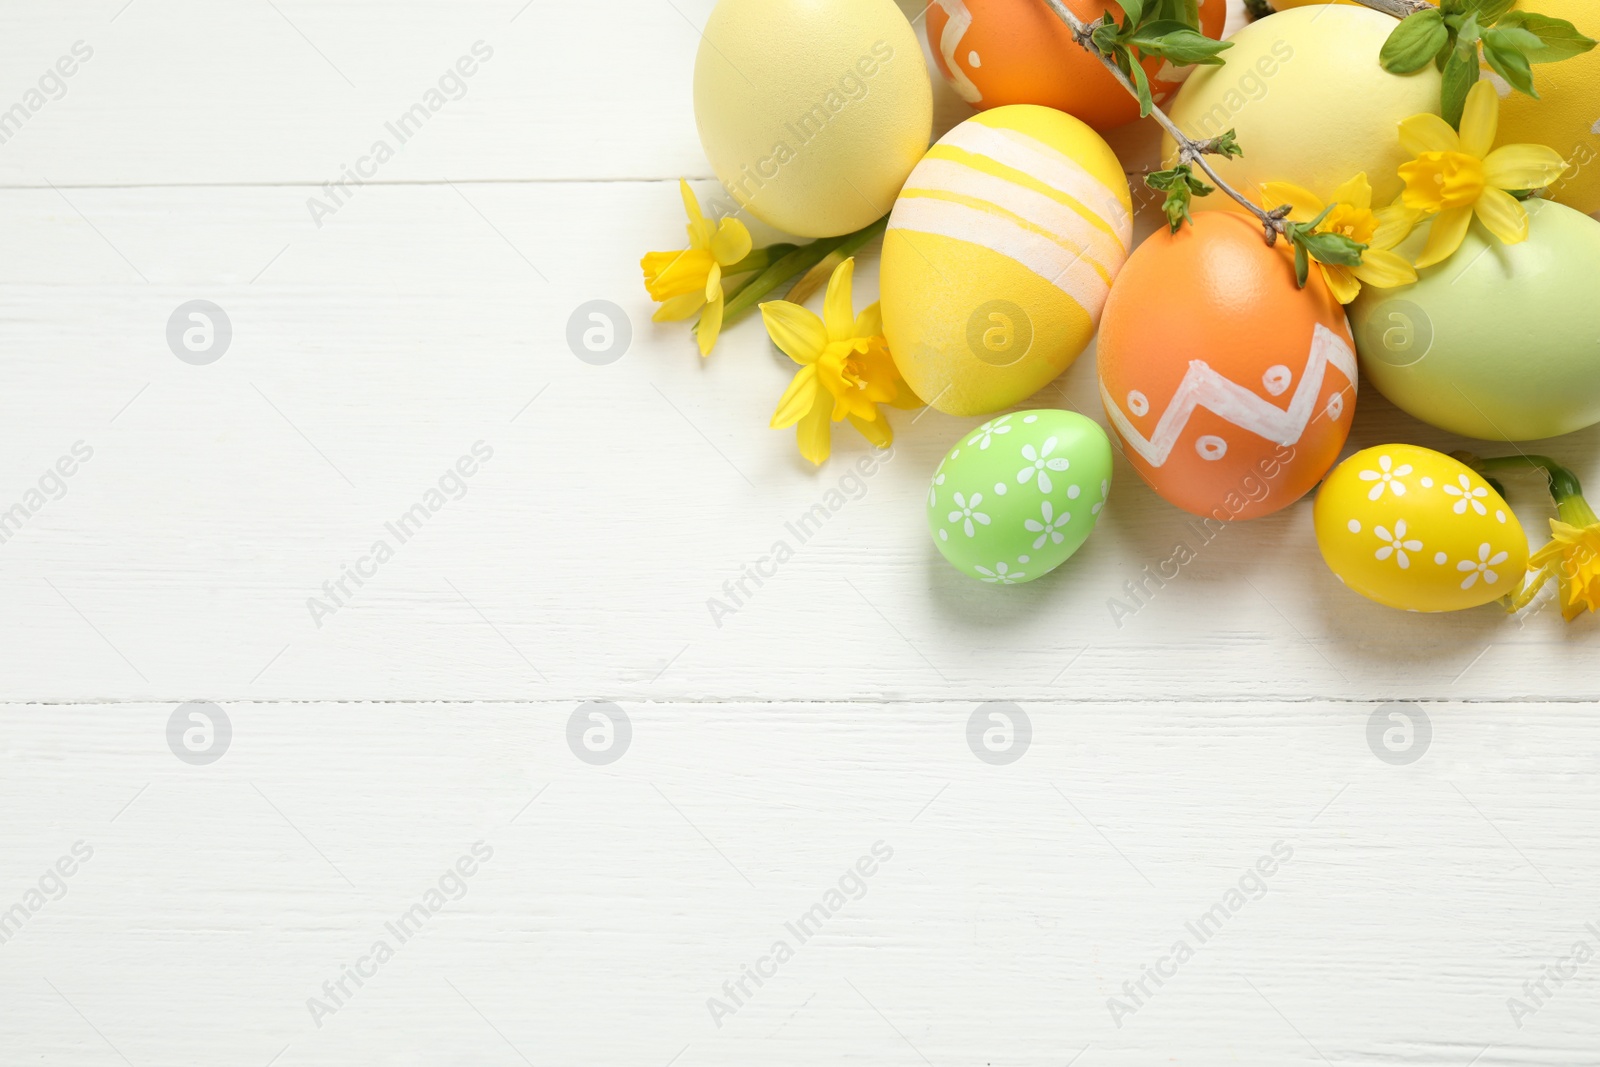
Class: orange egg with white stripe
881,105,1132,416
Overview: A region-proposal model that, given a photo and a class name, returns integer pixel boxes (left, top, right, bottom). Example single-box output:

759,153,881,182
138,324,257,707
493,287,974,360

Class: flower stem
1464,454,1587,507
725,243,797,278
1039,0,1293,244
718,216,888,325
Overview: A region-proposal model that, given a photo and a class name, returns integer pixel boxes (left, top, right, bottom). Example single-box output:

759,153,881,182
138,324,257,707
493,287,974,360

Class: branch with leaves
1371,0,1596,127
1041,0,1369,284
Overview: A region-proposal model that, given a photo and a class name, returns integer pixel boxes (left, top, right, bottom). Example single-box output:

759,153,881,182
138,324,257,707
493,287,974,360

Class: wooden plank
0,177,1593,702
0,700,1595,1064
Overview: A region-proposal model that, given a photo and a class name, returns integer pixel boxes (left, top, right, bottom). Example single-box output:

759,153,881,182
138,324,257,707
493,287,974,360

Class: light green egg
927,409,1113,584
1349,199,1600,441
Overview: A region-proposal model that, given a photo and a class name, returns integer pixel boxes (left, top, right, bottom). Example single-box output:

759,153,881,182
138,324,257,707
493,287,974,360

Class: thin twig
1040,0,1292,243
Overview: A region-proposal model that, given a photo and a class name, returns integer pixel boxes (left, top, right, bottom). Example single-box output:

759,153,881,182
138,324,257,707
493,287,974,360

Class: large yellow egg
693,0,932,238
1493,0,1600,217
880,105,1132,416
1164,6,1441,210
1314,445,1529,612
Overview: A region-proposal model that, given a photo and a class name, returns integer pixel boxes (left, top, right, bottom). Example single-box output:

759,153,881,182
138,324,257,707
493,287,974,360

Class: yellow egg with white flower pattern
1314,445,1529,613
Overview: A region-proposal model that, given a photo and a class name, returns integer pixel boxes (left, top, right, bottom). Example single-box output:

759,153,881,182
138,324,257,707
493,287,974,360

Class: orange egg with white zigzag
1096,211,1357,521
925,0,1227,131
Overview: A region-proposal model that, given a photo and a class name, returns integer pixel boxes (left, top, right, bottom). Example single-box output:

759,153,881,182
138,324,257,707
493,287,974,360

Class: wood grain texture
2,701,1598,1065
2,0,1598,1062
0,173,1594,703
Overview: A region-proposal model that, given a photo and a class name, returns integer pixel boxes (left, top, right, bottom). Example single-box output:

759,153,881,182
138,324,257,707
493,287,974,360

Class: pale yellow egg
880,105,1132,416
1163,6,1441,211
693,0,932,238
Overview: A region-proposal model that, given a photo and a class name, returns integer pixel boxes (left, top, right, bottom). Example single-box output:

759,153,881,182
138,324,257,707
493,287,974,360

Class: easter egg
881,105,1132,416
1164,6,1441,211
1314,445,1529,612
1493,0,1600,217
928,409,1113,584
1349,200,1600,441
693,0,932,238
1097,212,1357,521
925,0,1227,131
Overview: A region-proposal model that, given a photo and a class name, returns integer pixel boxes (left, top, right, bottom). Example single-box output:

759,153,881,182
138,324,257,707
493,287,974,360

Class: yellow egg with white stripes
880,105,1133,416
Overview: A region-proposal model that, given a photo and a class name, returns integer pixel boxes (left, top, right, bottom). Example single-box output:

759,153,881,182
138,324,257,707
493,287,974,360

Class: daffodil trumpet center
1401,151,1486,212
1319,203,1377,245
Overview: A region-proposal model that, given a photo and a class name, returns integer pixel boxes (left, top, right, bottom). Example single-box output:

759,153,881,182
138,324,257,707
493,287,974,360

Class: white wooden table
2,1,1597,1063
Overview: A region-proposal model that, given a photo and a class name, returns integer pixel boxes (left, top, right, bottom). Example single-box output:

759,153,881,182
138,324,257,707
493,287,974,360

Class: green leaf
1146,0,1200,29
1483,30,1537,96
1123,48,1154,116
1440,33,1481,128
1300,231,1367,269
1497,11,1599,63
1459,0,1517,26
1091,21,1122,55
1110,0,1144,27
1129,23,1232,65
1146,165,1213,234
1207,129,1243,159
1486,24,1543,52
1293,240,1310,289
1382,9,1450,74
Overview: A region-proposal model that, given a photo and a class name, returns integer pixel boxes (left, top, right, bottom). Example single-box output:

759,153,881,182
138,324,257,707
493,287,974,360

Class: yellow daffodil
641,179,752,356
763,257,920,466
1259,173,1420,303
1527,496,1600,622
1396,81,1569,269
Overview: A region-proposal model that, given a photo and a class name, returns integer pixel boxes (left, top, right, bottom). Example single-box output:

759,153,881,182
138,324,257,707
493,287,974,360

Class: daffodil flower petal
797,397,832,466
1482,144,1569,190
652,291,706,322
1415,206,1474,269
854,301,883,340
642,248,714,301
848,412,893,449
1351,248,1418,290
1372,203,1422,250
823,257,857,342
710,218,752,266
704,261,722,304
1259,181,1323,223
759,300,827,365
1320,263,1362,305
1474,186,1530,246
1458,81,1498,159
770,365,819,429
678,179,703,227
1331,172,1374,212
695,293,724,357
1399,113,1460,157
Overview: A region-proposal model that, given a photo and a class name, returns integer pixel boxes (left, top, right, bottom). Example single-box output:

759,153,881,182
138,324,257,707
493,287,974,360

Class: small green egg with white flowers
928,409,1113,584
